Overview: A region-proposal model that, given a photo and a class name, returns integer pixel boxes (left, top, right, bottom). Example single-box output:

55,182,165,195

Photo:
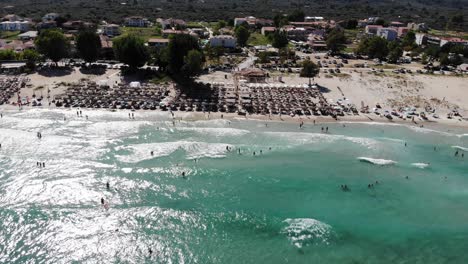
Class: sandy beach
1,64,467,130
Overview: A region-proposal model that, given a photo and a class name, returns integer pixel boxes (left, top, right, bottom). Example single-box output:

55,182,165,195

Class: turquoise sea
1,109,468,263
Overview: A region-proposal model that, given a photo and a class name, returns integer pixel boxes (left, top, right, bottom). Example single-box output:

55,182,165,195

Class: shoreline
1,104,467,132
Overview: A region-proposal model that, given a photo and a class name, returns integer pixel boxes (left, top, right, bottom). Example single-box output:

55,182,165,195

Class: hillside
0,0,466,30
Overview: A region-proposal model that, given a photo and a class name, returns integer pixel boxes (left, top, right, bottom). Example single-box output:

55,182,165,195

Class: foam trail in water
411,163,430,169
357,157,396,165
452,146,468,151
116,141,233,163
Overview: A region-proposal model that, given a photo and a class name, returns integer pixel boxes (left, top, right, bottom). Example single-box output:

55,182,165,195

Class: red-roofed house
440,37,468,47
147,38,170,48
261,27,276,35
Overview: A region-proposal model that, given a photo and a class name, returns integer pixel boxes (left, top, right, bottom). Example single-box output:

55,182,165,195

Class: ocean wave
281,218,333,248
115,141,233,163
452,146,468,151
411,163,430,169
357,157,397,165
175,127,250,137
264,132,378,149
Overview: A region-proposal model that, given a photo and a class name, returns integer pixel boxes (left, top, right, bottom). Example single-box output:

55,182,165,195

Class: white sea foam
357,157,397,165
452,146,468,151
175,127,250,137
281,218,333,248
115,141,233,163
264,132,378,149
411,163,430,169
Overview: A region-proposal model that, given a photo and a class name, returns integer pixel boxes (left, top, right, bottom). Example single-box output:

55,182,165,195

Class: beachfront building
365,25,382,36
147,38,170,49
124,16,150,27
261,27,276,36
42,13,59,22
397,27,409,38
440,37,468,47
284,26,315,41
62,21,95,32
308,33,327,50
158,18,186,29
305,16,324,22
18,31,38,40
103,24,121,37
209,35,237,48
0,21,31,32
234,16,273,27
358,19,368,28
0,39,35,52
390,21,405,27
377,28,398,41
237,68,267,83
2,14,22,22
407,22,427,32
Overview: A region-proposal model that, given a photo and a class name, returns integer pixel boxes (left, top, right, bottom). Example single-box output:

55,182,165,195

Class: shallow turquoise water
0,109,468,263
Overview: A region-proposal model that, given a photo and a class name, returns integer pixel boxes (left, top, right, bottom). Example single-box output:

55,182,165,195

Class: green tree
345,19,358,29
288,10,305,22
421,53,428,64
215,20,227,30
356,36,389,59
273,14,289,28
76,30,102,63
326,29,347,54
181,50,204,78
168,34,200,74
20,49,41,69
35,29,69,65
149,46,170,71
401,31,416,50
0,49,17,60
300,59,320,87
387,42,403,63
271,30,288,49
375,18,386,26
113,34,148,69
447,13,464,31
235,25,250,47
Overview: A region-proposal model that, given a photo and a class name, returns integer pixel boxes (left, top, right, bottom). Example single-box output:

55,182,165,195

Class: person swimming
106,181,110,190
101,197,105,205
150,151,154,156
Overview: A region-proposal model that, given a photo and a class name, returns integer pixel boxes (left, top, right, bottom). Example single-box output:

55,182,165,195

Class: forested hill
0,0,466,30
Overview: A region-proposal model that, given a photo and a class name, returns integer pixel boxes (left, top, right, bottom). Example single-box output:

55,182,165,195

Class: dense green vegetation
247,33,271,46
35,29,70,65
76,30,101,63
1,0,466,31
113,34,149,69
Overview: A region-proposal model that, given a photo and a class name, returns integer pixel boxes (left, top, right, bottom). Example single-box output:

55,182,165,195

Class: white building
305,16,324,22
103,24,120,36
124,16,150,27
159,18,186,29
42,13,59,22
0,21,30,32
209,35,237,48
